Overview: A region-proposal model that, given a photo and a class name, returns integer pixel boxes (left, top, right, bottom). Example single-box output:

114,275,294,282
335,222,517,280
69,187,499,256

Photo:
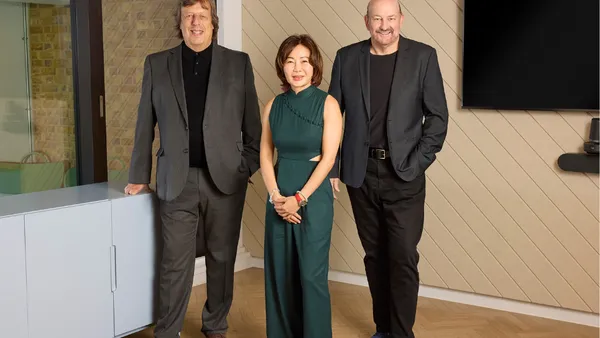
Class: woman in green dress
259,34,343,337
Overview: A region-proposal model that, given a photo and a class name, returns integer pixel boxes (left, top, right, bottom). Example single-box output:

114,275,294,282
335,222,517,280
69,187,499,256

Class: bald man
327,1,448,337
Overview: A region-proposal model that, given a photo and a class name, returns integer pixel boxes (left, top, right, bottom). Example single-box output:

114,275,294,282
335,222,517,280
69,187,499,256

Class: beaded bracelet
269,188,280,204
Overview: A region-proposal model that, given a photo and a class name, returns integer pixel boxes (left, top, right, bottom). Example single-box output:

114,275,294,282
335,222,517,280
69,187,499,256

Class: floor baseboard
248,257,599,328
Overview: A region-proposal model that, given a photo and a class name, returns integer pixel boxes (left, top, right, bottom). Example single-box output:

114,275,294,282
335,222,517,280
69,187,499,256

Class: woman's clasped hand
271,191,302,224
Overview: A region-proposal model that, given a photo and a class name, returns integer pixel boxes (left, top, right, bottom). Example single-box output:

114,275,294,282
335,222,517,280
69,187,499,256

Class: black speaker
558,117,599,173
558,153,599,173
584,117,599,154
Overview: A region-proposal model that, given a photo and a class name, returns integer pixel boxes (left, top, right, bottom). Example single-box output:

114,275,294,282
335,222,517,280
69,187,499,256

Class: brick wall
28,4,75,167
102,0,180,182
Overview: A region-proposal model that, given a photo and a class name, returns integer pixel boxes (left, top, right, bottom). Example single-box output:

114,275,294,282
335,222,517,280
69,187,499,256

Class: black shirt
369,51,397,149
182,41,212,168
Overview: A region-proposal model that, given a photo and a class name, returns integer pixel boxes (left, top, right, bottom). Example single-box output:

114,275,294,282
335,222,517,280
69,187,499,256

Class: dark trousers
347,158,426,338
154,167,246,338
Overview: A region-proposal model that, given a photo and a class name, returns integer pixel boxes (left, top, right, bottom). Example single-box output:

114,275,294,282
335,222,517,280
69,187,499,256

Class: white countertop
0,181,154,219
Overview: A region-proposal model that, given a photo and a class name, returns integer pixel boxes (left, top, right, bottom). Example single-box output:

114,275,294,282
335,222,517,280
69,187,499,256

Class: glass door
0,0,107,197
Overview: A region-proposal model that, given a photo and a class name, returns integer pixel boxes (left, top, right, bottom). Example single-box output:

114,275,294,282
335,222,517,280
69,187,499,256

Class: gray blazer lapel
359,40,371,119
204,43,224,121
168,45,189,126
388,36,411,113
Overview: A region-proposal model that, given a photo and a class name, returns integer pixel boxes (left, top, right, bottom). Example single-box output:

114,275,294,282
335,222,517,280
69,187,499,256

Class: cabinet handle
110,245,117,292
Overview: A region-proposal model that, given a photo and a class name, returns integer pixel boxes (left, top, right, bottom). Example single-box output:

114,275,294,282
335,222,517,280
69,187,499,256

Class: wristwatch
295,191,307,207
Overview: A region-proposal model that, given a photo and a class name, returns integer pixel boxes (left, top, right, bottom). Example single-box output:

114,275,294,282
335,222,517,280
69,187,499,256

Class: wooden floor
128,268,598,338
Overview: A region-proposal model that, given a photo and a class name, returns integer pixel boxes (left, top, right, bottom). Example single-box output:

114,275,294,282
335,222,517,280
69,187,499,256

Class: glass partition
0,0,77,197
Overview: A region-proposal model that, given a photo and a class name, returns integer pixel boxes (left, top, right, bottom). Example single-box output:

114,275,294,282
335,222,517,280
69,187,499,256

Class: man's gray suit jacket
128,42,262,201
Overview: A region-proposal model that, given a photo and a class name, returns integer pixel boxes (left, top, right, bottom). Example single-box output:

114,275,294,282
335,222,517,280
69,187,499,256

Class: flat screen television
462,0,599,111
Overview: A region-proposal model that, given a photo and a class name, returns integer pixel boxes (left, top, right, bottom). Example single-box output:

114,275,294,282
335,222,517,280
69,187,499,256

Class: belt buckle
373,148,386,160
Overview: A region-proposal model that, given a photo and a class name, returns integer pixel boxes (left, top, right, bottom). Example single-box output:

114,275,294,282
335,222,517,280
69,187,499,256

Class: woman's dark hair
275,34,324,91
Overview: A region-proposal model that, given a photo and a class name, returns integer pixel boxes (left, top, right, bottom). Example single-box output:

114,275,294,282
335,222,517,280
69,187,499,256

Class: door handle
99,95,105,118
110,245,117,292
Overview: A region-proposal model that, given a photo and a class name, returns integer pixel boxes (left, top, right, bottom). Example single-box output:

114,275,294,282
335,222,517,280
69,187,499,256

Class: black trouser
154,167,246,338
347,157,426,338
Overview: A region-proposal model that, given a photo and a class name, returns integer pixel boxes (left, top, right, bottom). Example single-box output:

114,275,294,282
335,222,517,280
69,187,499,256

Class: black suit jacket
129,42,261,201
328,36,448,188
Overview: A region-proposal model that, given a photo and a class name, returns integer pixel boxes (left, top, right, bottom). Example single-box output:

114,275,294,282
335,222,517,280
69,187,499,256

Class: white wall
216,0,246,251
217,0,242,51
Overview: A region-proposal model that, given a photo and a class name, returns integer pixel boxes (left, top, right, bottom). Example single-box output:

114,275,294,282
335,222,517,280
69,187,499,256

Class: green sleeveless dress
264,85,333,337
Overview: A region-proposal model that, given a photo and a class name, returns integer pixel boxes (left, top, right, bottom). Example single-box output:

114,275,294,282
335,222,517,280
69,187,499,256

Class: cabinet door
0,215,28,338
112,193,160,336
25,201,114,338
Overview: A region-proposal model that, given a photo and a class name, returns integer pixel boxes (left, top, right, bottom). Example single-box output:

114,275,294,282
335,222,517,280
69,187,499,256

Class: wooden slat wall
241,0,600,313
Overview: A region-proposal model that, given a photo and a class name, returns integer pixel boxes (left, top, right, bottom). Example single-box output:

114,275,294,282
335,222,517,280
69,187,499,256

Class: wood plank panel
427,161,557,305
425,173,529,301
442,118,591,312
525,112,600,218
241,0,600,314
418,231,473,292
424,204,501,297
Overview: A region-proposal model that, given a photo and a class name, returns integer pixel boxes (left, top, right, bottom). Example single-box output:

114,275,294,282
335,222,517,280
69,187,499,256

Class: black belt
368,148,389,160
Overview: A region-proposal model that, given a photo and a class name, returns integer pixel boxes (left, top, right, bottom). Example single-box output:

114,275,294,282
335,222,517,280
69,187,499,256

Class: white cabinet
0,215,28,338
111,193,160,336
25,201,115,338
0,184,160,338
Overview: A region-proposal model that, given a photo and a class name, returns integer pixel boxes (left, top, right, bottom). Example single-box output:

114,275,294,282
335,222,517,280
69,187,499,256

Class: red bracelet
294,193,302,204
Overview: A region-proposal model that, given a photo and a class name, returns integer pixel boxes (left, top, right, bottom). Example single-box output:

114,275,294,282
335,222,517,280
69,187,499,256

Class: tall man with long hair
125,1,261,337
